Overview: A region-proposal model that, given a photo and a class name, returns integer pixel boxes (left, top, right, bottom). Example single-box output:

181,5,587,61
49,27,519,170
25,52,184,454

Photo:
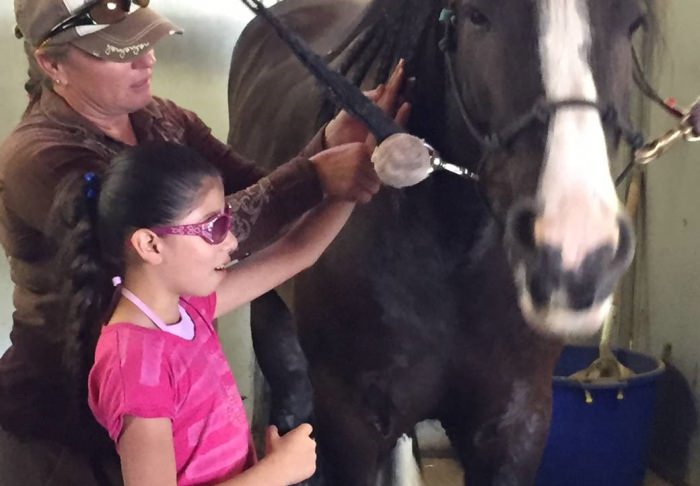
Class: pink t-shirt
88,294,255,485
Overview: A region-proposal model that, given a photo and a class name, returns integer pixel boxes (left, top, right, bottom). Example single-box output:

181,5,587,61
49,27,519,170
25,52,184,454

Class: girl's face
158,176,238,297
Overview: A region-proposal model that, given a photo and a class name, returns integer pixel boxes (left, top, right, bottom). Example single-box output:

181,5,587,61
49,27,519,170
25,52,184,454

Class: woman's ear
129,229,164,265
34,50,66,86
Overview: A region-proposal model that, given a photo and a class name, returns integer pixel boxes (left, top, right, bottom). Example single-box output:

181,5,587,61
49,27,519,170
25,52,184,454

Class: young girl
53,141,366,486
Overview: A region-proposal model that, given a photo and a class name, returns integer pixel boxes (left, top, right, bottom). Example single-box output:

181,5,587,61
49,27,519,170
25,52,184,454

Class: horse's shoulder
227,0,375,163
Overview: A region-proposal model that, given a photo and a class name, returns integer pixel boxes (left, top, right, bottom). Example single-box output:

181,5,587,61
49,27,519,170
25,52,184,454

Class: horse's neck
328,0,487,234
330,0,441,83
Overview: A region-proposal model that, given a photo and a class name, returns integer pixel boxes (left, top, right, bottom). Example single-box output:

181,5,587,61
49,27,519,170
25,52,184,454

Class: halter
437,6,699,187
239,0,697,193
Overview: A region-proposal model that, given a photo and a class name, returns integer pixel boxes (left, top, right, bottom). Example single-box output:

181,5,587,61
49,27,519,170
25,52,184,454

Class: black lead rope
239,0,403,145
631,45,685,120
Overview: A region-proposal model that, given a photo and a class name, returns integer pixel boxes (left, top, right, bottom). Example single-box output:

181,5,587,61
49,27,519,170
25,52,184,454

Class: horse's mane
327,0,439,86
312,0,438,124
634,0,665,119
640,0,663,60
328,0,664,80
643,0,663,45
316,0,664,125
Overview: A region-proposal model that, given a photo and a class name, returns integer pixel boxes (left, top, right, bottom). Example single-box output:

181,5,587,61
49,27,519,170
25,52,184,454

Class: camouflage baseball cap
14,0,183,62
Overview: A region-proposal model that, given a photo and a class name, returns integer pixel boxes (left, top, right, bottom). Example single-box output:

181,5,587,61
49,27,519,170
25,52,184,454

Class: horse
227,0,656,484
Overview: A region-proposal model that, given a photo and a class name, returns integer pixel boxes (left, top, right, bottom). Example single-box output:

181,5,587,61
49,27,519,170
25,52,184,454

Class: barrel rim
552,345,666,390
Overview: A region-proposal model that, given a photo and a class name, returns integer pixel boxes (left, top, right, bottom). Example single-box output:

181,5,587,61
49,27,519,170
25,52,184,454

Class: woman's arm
176,62,405,256
214,195,355,318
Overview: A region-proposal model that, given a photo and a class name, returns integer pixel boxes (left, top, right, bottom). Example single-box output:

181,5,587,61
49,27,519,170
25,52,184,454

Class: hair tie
83,172,99,200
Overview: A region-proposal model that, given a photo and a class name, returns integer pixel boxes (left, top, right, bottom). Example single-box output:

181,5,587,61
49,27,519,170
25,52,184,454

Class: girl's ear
129,229,164,265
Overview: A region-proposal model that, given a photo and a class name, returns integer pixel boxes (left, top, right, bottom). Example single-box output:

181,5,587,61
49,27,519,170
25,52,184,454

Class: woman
0,0,407,484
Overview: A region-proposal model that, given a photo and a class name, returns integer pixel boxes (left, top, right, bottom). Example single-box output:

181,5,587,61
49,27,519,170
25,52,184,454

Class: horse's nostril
612,214,636,270
563,215,635,310
568,288,596,311
507,202,539,252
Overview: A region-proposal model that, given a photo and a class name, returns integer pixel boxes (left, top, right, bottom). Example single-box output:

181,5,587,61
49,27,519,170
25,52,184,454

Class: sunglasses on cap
39,0,150,47
151,204,233,245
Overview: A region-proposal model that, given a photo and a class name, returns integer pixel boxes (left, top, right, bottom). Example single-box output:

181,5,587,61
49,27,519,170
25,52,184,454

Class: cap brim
71,8,183,62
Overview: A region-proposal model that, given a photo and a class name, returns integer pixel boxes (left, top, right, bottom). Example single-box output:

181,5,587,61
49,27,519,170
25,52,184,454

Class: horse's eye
464,6,490,29
628,14,647,38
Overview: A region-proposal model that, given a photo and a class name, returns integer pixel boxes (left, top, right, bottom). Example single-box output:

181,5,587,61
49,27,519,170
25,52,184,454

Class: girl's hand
264,424,317,484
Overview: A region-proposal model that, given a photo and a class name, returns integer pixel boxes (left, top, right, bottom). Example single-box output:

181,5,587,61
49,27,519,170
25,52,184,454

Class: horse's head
243,0,654,337
440,0,653,337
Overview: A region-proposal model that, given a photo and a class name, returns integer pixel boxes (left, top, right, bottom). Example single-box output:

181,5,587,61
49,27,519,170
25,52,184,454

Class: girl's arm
214,198,355,318
118,417,315,486
219,424,316,486
118,416,177,486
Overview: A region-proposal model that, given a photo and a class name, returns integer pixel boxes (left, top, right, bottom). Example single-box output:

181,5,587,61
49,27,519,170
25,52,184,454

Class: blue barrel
536,345,665,486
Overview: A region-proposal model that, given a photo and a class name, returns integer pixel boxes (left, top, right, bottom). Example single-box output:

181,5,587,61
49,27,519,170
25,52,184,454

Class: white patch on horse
495,380,546,484
537,0,619,271
391,434,424,486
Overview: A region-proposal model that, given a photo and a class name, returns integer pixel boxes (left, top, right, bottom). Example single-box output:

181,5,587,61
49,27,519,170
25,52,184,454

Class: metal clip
425,142,480,181
635,104,700,166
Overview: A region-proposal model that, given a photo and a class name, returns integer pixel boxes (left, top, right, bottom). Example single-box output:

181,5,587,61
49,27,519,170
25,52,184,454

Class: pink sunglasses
151,204,232,245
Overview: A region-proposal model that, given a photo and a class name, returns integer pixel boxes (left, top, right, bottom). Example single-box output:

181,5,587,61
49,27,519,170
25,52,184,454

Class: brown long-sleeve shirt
0,88,324,447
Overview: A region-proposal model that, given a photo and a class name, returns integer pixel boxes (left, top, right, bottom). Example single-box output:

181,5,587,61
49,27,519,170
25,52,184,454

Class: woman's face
57,46,156,115
158,176,239,298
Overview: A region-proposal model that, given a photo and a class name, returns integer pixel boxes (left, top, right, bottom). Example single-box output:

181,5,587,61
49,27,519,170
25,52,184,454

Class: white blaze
537,0,619,270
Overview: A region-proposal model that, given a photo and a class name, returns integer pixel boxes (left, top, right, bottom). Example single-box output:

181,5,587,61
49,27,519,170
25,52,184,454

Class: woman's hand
264,424,317,485
324,59,410,147
310,142,378,203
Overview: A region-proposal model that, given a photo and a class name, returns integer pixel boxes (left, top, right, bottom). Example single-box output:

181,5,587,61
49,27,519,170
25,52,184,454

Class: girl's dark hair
49,142,221,427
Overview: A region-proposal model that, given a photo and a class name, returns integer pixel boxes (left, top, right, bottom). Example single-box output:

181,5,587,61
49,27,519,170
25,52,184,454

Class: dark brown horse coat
228,1,654,484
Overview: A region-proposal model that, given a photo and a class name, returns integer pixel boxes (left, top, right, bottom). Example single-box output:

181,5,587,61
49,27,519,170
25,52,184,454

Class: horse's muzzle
504,201,635,336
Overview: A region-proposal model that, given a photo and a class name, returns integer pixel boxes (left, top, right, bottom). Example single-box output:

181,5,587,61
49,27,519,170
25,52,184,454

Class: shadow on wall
649,345,698,486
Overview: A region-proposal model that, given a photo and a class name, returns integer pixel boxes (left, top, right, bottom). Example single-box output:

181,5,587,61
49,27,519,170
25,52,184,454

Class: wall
645,1,700,483
0,0,28,356
0,0,269,417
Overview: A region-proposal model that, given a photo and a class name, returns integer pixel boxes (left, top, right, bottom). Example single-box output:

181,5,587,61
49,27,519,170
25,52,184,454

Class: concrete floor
420,457,671,486
421,458,463,486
